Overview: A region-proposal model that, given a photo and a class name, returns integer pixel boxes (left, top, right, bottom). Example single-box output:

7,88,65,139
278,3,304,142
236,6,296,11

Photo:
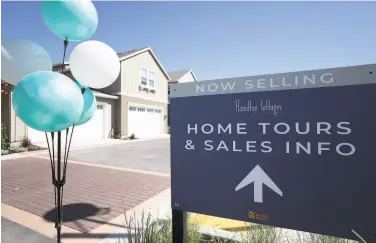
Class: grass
291,232,359,243
120,211,201,243
240,224,281,243
117,211,360,243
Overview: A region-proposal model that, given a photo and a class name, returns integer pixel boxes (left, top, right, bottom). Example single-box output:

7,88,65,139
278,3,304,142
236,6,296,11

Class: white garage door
128,105,162,139
28,105,105,145
27,126,48,145
73,105,104,141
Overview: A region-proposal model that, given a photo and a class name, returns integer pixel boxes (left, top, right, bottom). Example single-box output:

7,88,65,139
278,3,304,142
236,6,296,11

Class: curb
1,135,170,160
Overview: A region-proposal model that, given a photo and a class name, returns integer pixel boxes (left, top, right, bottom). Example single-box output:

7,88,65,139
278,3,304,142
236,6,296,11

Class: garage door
28,105,105,145
73,105,104,141
128,105,162,139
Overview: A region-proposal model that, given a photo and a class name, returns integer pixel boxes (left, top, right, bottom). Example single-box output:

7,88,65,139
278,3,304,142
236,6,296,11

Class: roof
54,47,171,80
91,89,118,100
168,69,197,83
168,70,191,81
117,47,148,59
53,48,148,68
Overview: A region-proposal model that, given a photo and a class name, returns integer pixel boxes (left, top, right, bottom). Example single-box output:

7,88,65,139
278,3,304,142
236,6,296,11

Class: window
140,68,148,85
148,71,155,88
140,68,156,90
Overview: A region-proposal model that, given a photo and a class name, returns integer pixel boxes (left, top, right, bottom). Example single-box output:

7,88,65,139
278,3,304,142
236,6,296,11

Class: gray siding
121,51,169,103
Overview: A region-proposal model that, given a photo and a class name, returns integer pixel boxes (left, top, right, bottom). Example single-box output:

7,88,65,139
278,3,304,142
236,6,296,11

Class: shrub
306,233,358,243
10,147,28,153
113,128,121,139
292,231,358,243
129,134,137,140
117,210,357,243
27,144,45,151
241,224,280,243
120,211,237,243
1,122,10,150
20,136,32,148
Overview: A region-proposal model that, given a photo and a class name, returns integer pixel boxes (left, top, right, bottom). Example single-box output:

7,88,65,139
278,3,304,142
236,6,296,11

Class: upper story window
141,68,148,86
148,71,155,88
140,67,156,90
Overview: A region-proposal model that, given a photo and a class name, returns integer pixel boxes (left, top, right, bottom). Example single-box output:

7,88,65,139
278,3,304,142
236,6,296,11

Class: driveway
60,138,170,173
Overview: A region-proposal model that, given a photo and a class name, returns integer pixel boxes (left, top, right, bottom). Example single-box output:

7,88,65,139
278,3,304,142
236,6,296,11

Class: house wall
121,51,168,104
1,92,11,140
118,95,167,137
9,92,27,142
101,75,121,95
178,72,196,83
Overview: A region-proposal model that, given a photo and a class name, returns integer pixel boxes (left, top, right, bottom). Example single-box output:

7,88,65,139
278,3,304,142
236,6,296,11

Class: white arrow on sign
235,165,283,203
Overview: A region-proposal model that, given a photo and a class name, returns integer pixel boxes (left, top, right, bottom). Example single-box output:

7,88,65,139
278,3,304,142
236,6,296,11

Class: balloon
75,82,97,126
41,0,98,41
12,71,84,132
1,40,52,85
69,40,120,89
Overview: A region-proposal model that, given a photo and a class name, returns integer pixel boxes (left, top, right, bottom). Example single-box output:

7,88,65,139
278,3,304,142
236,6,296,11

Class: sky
2,1,376,81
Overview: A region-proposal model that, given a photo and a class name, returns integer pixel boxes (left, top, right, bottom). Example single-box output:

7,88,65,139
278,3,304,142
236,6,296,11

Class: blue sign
170,64,376,241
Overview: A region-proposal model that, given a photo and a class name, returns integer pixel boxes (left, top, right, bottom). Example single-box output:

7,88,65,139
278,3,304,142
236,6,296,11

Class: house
167,69,197,126
168,69,197,94
1,47,172,145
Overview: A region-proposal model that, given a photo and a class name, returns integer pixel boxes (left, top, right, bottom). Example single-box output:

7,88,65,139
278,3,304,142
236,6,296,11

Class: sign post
172,209,187,243
170,64,376,242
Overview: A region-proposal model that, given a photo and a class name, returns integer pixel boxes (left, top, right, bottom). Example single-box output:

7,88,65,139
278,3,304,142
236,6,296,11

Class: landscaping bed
119,212,358,243
1,137,46,156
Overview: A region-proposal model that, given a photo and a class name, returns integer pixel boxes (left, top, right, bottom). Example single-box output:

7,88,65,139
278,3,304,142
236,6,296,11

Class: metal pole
57,131,62,243
172,209,187,243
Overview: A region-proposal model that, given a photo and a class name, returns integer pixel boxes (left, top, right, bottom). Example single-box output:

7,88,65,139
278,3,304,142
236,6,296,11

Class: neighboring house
167,69,197,125
168,69,197,91
1,47,171,145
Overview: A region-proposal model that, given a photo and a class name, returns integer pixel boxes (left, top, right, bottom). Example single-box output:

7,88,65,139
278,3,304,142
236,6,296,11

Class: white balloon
1,40,52,85
69,40,120,89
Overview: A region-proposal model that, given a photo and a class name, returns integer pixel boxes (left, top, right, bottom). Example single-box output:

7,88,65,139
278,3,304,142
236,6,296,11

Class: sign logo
248,210,269,221
235,99,283,116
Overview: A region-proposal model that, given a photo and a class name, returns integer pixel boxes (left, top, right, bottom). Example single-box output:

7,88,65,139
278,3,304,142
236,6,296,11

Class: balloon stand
45,128,75,243
4,1,117,242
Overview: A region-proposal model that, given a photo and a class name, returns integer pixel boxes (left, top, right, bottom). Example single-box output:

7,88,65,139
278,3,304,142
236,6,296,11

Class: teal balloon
75,82,97,126
41,0,98,41
12,71,84,132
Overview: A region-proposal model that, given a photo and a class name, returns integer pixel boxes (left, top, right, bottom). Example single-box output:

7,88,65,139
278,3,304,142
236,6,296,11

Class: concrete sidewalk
2,217,55,243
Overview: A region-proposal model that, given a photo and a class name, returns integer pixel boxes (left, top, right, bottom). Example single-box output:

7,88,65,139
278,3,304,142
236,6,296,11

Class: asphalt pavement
64,138,171,173
1,217,55,243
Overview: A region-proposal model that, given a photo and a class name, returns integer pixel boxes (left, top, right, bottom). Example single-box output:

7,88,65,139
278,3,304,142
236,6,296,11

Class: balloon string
62,125,74,182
